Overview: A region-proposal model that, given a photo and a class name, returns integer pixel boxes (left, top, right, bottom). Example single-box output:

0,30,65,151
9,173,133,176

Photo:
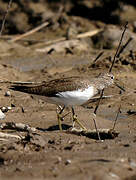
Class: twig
117,37,133,58
0,132,22,139
67,128,119,140
48,29,102,46
109,22,128,73
10,21,49,42
0,122,37,132
112,105,121,130
77,29,102,38
93,51,104,63
0,0,12,36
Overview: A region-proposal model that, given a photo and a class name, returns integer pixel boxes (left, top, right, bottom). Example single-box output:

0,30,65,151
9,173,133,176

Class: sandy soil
0,53,136,180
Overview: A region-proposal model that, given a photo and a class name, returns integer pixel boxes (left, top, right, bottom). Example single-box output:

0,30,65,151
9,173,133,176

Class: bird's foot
72,115,87,131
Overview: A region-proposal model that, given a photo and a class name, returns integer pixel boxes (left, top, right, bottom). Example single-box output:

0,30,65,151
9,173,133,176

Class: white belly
49,86,95,106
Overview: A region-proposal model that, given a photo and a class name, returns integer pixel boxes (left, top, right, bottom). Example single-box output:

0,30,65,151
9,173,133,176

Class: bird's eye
111,76,114,79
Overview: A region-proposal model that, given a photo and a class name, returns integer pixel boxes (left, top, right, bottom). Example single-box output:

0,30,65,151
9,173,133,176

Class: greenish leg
71,107,87,130
56,105,65,131
93,113,101,141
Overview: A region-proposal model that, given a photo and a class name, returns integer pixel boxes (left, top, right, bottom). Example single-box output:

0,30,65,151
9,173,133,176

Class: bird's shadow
36,124,72,132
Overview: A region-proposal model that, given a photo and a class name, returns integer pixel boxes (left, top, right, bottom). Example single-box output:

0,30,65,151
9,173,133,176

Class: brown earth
0,1,136,180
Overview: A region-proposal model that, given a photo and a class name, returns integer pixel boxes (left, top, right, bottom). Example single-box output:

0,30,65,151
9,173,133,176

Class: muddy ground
0,1,136,180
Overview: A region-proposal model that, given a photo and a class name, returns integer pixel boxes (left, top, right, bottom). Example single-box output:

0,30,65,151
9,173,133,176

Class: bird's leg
56,105,65,131
92,89,104,141
57,105,70,120
92,113,101,141
71,107,87,130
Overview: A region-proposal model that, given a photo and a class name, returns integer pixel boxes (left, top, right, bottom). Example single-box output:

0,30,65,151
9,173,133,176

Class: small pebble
11,103,16,107
4,91,11,97
7,107,12,110
0,109,5,120
65,159,71,165
55,156,62,164
21,107,25,113
1,107,7,112
57,157,62,163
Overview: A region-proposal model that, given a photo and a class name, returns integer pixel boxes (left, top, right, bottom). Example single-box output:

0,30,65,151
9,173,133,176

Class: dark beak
114,82,125,92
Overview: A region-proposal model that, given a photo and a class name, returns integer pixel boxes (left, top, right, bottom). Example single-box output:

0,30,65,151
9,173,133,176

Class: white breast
50,86,95,106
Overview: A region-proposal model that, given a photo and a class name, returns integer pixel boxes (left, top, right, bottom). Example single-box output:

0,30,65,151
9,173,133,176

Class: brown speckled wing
10,77,92,97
